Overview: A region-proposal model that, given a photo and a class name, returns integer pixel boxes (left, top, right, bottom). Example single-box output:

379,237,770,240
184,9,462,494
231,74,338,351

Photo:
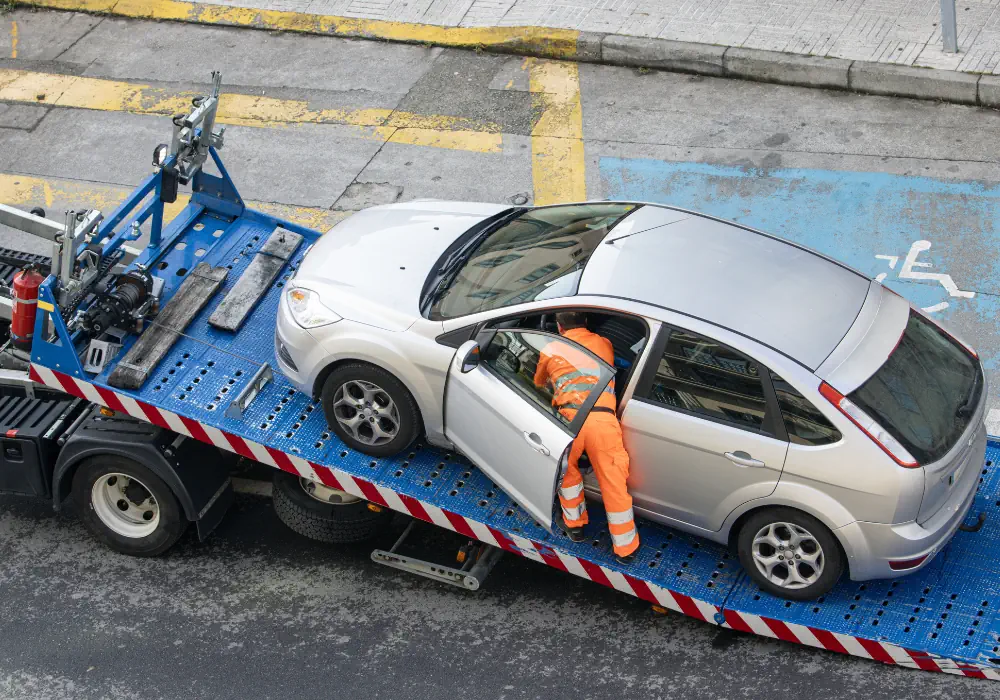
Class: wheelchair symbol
875,240,974,314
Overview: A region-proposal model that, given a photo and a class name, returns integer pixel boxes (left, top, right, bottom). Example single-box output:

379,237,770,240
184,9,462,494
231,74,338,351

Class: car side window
770,372,843,446
482,329,612,430
641,329,768,432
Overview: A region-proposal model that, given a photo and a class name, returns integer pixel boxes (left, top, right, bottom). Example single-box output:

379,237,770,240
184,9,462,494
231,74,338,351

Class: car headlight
286,286,341,328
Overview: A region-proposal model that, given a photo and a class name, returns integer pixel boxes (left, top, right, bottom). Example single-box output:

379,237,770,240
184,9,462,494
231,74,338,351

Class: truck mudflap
29,356,1000,679
52,407,234,539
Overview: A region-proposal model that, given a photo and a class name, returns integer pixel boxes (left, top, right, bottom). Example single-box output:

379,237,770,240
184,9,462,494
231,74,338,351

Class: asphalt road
4,7,1000,699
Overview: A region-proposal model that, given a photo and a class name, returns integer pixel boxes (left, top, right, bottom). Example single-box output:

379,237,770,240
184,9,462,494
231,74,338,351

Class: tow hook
960,512,987,533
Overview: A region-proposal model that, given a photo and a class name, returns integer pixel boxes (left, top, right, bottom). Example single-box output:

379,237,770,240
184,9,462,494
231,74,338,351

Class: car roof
578,204,871,370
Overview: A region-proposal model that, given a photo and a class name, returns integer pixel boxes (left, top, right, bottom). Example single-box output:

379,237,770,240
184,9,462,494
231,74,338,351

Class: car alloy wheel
330,379,400,447
750,521,824,590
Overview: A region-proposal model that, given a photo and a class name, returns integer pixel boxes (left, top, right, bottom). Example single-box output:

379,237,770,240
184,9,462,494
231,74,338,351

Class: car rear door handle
724,451,765,468
523,431,550,456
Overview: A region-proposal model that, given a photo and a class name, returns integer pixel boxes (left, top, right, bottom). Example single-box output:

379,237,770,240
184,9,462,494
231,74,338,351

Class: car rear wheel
737,508,843,601
321,363,421,458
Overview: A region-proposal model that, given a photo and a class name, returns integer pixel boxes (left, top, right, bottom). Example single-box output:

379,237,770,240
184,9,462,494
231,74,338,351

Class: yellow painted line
23,0,584,60
0,69,503,153
9,21,17,59
0,172,351,231
528,59,586,205
37,300,54,312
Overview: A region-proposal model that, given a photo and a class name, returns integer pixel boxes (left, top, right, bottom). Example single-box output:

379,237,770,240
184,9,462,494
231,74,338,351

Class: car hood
293,200,508,331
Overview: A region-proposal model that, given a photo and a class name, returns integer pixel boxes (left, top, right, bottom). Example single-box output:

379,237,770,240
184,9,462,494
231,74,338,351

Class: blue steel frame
29,148,247,381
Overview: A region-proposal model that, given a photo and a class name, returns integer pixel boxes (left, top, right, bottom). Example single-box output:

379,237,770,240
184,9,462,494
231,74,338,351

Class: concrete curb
16,0,1000,108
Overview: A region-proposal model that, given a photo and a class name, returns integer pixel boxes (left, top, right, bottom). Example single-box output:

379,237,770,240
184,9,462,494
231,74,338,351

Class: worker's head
556,311,587,335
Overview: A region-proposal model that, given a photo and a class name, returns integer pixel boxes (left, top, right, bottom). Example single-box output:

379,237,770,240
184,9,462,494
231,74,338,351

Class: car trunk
846,310,985,524
917,415,986,525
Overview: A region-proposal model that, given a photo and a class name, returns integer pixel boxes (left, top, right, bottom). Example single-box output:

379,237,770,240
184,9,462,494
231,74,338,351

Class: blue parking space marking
599,159,1000,371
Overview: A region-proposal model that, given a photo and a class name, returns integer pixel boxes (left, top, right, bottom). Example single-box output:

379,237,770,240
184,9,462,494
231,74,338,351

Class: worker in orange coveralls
534,311,639,564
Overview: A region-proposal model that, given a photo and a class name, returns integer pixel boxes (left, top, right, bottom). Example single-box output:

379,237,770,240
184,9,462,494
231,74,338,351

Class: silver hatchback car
275,201,987,600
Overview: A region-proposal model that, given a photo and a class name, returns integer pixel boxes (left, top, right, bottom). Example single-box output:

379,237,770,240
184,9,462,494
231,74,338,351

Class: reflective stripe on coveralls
534,327,640,558
559,479,587,522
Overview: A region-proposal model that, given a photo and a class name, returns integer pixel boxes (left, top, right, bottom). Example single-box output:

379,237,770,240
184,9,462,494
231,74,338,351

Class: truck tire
737,507,843,601
321,363,422,458
272,471,393,544
73,455,187,557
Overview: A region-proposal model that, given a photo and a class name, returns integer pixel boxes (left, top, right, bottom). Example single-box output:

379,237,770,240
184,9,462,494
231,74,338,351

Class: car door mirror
457,340,482,373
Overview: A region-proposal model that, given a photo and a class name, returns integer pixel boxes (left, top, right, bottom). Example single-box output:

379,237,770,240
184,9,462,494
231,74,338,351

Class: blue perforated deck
68,208,1000,670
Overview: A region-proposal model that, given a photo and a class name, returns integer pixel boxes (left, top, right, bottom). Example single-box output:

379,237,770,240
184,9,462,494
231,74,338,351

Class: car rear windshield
848,311,982,465
427,203,637,320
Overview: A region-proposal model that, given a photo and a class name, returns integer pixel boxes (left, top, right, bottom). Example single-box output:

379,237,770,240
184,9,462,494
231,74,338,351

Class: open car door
444,329,615,530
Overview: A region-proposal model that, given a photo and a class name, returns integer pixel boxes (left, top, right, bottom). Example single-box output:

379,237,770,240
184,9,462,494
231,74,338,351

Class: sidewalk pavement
18,0,1000,106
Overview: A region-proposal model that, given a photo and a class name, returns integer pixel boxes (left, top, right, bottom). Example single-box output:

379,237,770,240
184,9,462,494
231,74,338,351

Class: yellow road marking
9,21,17,59
23,0,584,60
0,68,503,153
528,59,585,205
0,172,351,231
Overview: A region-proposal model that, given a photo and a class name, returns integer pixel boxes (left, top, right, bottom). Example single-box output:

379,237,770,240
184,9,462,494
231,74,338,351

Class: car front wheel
321,362,422,458
737,507,843,601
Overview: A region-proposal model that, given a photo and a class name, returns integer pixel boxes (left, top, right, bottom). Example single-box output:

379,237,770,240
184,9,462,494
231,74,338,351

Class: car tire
272,471,393,543
321,362,422,458
737,507,843,601
73,455,187,557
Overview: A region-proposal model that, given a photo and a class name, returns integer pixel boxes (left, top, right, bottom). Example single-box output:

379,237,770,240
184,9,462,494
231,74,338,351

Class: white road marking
899,240,975,298
875,254,898,269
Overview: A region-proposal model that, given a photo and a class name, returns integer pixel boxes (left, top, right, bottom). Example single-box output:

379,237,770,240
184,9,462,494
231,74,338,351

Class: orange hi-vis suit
534,327,640,558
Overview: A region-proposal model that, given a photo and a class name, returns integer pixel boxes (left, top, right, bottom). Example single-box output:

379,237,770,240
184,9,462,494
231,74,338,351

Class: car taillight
819,382,919,468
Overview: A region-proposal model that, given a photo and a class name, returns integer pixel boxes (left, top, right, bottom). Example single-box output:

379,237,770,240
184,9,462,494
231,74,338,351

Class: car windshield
426,203,638,320
848,310,982,465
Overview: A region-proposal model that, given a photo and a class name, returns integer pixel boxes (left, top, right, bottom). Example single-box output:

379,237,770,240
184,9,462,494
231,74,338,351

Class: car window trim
478,328,616,437
768,371,843,447
634,323,784,439
473,306,655,413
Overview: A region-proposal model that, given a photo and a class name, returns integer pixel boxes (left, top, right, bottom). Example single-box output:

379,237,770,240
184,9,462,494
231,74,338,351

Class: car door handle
724,451,766,468
523,431,550,456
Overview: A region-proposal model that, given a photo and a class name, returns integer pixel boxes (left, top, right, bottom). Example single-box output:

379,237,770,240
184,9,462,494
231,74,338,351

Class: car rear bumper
837,436,985,581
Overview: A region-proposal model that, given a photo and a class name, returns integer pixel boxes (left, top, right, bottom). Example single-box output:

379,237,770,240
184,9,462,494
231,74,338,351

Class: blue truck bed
25,195,1000,681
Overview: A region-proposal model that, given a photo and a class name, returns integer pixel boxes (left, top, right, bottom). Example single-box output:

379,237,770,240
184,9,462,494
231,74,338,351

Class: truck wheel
321,363,421,458
73,456,187,557
737,508,843,601
272,471,393,544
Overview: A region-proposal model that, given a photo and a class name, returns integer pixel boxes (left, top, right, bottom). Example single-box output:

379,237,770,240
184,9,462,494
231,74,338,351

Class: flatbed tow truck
3,74,1000,680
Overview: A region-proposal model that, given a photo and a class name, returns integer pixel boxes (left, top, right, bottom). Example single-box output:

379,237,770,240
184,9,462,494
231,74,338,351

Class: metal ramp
24,209,1000,680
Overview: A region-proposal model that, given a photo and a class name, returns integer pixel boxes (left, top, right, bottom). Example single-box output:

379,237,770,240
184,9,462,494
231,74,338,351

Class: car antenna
604,216,691,246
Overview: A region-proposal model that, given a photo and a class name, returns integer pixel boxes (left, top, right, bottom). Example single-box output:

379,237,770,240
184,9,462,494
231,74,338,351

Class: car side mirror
458,340,481,373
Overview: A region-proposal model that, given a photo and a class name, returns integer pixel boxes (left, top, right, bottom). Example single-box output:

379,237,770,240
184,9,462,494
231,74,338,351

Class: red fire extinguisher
11,264,45,351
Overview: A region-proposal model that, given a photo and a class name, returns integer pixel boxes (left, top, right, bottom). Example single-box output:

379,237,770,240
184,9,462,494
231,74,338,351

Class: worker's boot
557,514,587,543
615,551,637,566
